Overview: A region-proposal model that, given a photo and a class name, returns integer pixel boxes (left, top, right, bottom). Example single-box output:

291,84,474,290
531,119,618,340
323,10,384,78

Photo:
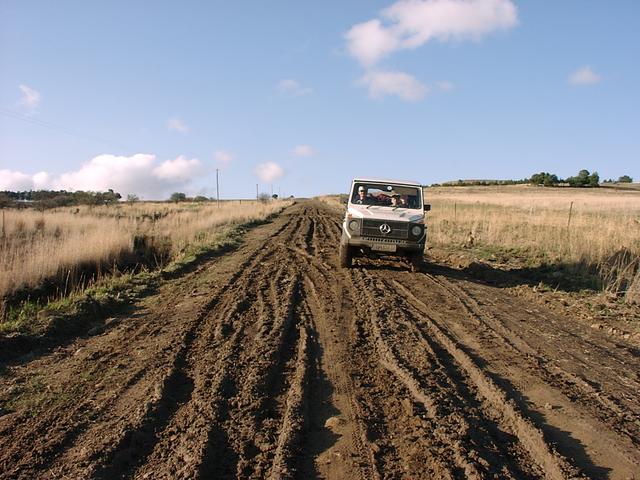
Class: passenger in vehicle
390,194,403,207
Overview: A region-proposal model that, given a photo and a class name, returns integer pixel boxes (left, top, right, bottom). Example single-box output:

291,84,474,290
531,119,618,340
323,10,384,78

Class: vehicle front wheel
409,252,424,272
339,243,353,268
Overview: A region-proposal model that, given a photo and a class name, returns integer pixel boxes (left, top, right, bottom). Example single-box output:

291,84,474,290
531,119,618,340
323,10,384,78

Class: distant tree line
529,169,599,187
432,170,633,188
0,189,122,208
169,192,211,203
0,190,222,208
529,170,633,187
604,175,633,184
528,172,561,186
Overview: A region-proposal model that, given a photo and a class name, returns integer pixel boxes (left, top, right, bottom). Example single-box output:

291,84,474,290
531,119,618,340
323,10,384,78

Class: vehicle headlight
349,220,360,231
411,225,423,236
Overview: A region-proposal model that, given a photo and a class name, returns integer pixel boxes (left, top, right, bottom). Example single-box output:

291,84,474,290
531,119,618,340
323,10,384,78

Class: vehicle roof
351,177,423,187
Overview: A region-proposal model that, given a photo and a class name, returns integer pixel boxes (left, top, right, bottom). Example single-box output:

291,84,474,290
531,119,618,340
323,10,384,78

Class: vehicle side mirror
423,204,431,212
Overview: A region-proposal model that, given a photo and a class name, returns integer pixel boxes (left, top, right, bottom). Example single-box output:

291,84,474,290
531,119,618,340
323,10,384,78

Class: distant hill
436,179,527,187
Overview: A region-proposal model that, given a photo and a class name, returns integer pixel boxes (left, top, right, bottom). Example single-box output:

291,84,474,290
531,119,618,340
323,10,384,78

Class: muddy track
1,201,639,479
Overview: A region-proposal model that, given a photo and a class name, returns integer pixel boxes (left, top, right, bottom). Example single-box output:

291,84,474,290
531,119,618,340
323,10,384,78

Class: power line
216,168,220,208
0,107,133,151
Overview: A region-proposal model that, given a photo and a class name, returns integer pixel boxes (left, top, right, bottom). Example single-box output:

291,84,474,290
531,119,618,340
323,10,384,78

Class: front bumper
343,230,426,254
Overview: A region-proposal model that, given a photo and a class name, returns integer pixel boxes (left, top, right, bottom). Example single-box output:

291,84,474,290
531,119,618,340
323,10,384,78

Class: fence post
566,201,574,252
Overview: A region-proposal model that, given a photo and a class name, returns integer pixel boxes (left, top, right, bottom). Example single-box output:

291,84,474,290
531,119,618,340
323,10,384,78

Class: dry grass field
426,185,639,258
0,200,290,303
428,186,640,301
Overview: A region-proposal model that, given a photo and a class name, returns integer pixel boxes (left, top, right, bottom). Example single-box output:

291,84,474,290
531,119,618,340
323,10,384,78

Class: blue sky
1,0,638,199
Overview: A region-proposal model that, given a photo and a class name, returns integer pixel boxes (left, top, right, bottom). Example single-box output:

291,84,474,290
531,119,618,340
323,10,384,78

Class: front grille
362,236,408,244
362,219,409,240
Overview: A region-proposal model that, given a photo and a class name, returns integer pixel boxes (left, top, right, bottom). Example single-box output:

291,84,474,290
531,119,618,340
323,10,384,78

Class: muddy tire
339,243,353,268
409,252,424,272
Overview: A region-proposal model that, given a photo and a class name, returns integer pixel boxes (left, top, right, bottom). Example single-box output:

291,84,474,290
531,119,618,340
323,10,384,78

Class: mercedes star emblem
379,223,392,235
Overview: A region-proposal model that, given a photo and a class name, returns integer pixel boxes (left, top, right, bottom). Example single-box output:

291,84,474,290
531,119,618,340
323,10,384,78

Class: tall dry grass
317,195,344,210
425,185,640,298
0,200,289,300
425,186,640,261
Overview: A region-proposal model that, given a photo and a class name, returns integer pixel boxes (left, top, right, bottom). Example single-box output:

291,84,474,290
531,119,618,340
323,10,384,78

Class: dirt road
1,201,638,479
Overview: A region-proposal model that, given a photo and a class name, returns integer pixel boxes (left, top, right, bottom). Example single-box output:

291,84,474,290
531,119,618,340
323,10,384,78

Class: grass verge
0,216,273,361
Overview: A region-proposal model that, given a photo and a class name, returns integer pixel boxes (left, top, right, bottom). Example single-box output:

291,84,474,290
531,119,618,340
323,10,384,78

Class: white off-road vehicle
340,178,430,270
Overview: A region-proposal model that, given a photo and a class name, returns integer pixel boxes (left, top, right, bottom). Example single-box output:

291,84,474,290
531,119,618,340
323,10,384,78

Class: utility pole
256,183,259,200
270,184,273,197
216,169,220,208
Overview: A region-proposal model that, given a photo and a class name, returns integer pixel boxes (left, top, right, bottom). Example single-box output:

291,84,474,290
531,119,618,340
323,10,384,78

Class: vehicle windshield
350,182,422,209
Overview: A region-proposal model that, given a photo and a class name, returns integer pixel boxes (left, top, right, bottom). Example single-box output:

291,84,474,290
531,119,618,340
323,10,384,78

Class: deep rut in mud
1,201,639,479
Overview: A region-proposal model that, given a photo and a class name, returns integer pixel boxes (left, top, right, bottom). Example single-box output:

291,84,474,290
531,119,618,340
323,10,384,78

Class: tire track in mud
274,208,381,480
350,270,553,479
406,269,640,477
44,216,302,479
318,202,634,479
0,212,308,473
268,321,310,479
127,214,311,479
124,209,325,479
301,273,381,480
431,273,640,443
2,200,639,479
388,275,581,479
0,298,200,479
303,210,528,477
1,208,308,480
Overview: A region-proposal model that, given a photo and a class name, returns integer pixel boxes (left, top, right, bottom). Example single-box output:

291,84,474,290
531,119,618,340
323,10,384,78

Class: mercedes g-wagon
340,178,430,270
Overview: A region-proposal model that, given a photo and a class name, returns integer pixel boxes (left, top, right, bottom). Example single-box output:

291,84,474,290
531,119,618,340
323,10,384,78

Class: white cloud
153,155,202,181
32,171,51,189
345,0,518,66
359,70,428,101
277,79,312,96
253,162,284,182
0,153,203,199
345,19,400,68
18,84,41,109
384,0,518,46
437,80,454,92
292,145,316,157
55,154,156,192
568,66,601,86
0,170,33,190
167,117,189,133
214,150,234,165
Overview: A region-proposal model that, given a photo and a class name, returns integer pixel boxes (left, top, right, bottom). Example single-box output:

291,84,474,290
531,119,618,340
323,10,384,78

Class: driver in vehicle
353,185,369,204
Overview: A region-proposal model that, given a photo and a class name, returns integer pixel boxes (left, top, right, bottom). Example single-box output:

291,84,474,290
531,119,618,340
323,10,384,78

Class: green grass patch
0,301,41,335
2,367,102,416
